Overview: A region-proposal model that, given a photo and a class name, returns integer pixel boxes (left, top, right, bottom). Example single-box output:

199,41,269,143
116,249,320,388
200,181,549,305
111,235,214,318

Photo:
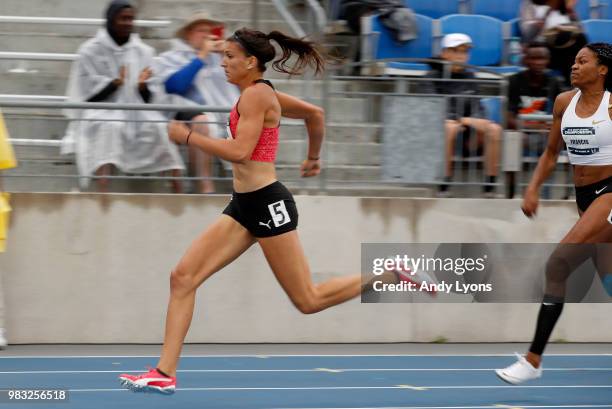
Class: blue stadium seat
404,0,460,19
606,1,612,19
365,13,434,72
583,19,612,43
575,0,593,20
471,0,521,21
440,14,504,66
509,18,521,38
481,66,523,75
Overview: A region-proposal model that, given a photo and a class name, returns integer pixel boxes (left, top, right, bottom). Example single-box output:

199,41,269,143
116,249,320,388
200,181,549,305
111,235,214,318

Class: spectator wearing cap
155,11,240,194
423,33,503,197
62,0,185,192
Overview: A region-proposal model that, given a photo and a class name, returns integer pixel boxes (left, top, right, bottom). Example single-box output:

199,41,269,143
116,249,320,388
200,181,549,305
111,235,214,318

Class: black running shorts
222,181,299,238
575,175,612,212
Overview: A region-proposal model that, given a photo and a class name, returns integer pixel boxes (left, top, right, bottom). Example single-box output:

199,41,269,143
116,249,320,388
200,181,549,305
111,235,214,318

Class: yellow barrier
0,110,17,252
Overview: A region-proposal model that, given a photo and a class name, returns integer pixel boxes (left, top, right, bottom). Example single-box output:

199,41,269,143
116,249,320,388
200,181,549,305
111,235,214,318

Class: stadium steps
0,0,293,25
0,0,307,49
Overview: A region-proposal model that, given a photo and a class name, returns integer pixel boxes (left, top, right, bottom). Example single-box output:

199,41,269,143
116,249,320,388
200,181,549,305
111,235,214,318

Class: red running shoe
119,367,176,394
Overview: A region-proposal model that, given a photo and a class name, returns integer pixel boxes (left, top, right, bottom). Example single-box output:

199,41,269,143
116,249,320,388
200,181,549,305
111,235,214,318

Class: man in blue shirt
156,11,240,193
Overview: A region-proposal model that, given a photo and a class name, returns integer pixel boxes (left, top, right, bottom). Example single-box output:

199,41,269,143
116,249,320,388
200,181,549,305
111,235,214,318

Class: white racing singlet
561,90,612,165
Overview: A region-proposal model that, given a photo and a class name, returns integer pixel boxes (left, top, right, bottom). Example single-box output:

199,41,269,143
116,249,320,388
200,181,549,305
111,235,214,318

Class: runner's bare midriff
573,164,612,187
232,160,277,193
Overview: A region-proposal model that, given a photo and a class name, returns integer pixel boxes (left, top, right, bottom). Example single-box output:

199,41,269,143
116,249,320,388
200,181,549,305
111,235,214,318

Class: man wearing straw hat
155,11,240,194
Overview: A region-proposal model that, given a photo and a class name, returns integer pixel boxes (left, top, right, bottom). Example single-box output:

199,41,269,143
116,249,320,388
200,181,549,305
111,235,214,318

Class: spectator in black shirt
508,43,563,131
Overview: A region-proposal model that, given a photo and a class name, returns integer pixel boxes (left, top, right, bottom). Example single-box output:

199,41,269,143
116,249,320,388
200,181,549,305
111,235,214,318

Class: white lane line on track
2,354,612,359
1,368,611,374
62,385,612,392
268,406,612,409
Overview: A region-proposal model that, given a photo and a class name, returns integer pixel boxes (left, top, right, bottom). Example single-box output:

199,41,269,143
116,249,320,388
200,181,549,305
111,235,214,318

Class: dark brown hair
228,28,325,75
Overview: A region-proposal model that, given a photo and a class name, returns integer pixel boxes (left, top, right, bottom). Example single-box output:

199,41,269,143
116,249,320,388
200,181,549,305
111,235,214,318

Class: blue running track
1,353,611,408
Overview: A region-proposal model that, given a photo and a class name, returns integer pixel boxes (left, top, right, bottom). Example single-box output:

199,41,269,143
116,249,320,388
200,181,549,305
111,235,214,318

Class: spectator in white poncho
62,0,185,191
154,11,240,193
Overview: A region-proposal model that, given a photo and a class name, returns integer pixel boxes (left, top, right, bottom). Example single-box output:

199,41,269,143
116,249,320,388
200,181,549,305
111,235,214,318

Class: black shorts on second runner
575,175,612,212
222,181,298,238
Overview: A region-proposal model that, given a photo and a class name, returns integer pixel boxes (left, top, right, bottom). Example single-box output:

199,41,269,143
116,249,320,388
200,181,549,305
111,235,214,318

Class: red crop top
228,79,279,163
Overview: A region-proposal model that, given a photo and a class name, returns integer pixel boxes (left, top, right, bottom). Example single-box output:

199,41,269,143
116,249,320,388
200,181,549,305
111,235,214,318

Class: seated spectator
520,0,586,85
507,43,564,199
508,43,563,133
154,11,239,193
424,34,503,197
62,0,184,192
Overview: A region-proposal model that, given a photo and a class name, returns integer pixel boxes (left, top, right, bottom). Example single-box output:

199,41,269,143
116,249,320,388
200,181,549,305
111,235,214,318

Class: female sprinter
119,28,363,394
496,43,612,384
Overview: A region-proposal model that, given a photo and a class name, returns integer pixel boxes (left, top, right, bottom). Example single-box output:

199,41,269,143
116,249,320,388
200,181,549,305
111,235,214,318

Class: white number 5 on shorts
268,200,291,228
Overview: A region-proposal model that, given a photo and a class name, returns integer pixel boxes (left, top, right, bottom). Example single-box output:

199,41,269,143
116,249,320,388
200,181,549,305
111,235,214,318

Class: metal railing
0,96,325,192
320,59,508,197
320,59,576,200
270,0,306,37
269,0,327,38
0,100,231,113
303,0,327,33
510,113,573,200
0,52,77,61
0,16,171,27
0,100,232,193
1,94,572,198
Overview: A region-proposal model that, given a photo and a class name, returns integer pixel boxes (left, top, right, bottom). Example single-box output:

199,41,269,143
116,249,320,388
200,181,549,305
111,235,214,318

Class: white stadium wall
1,193,610,344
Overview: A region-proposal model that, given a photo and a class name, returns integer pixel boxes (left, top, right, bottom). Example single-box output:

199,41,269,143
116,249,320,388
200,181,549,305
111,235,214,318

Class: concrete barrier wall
1,193,610,344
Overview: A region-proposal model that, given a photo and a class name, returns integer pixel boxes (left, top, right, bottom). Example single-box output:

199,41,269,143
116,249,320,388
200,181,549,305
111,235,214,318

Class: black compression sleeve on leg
528,299,564,356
